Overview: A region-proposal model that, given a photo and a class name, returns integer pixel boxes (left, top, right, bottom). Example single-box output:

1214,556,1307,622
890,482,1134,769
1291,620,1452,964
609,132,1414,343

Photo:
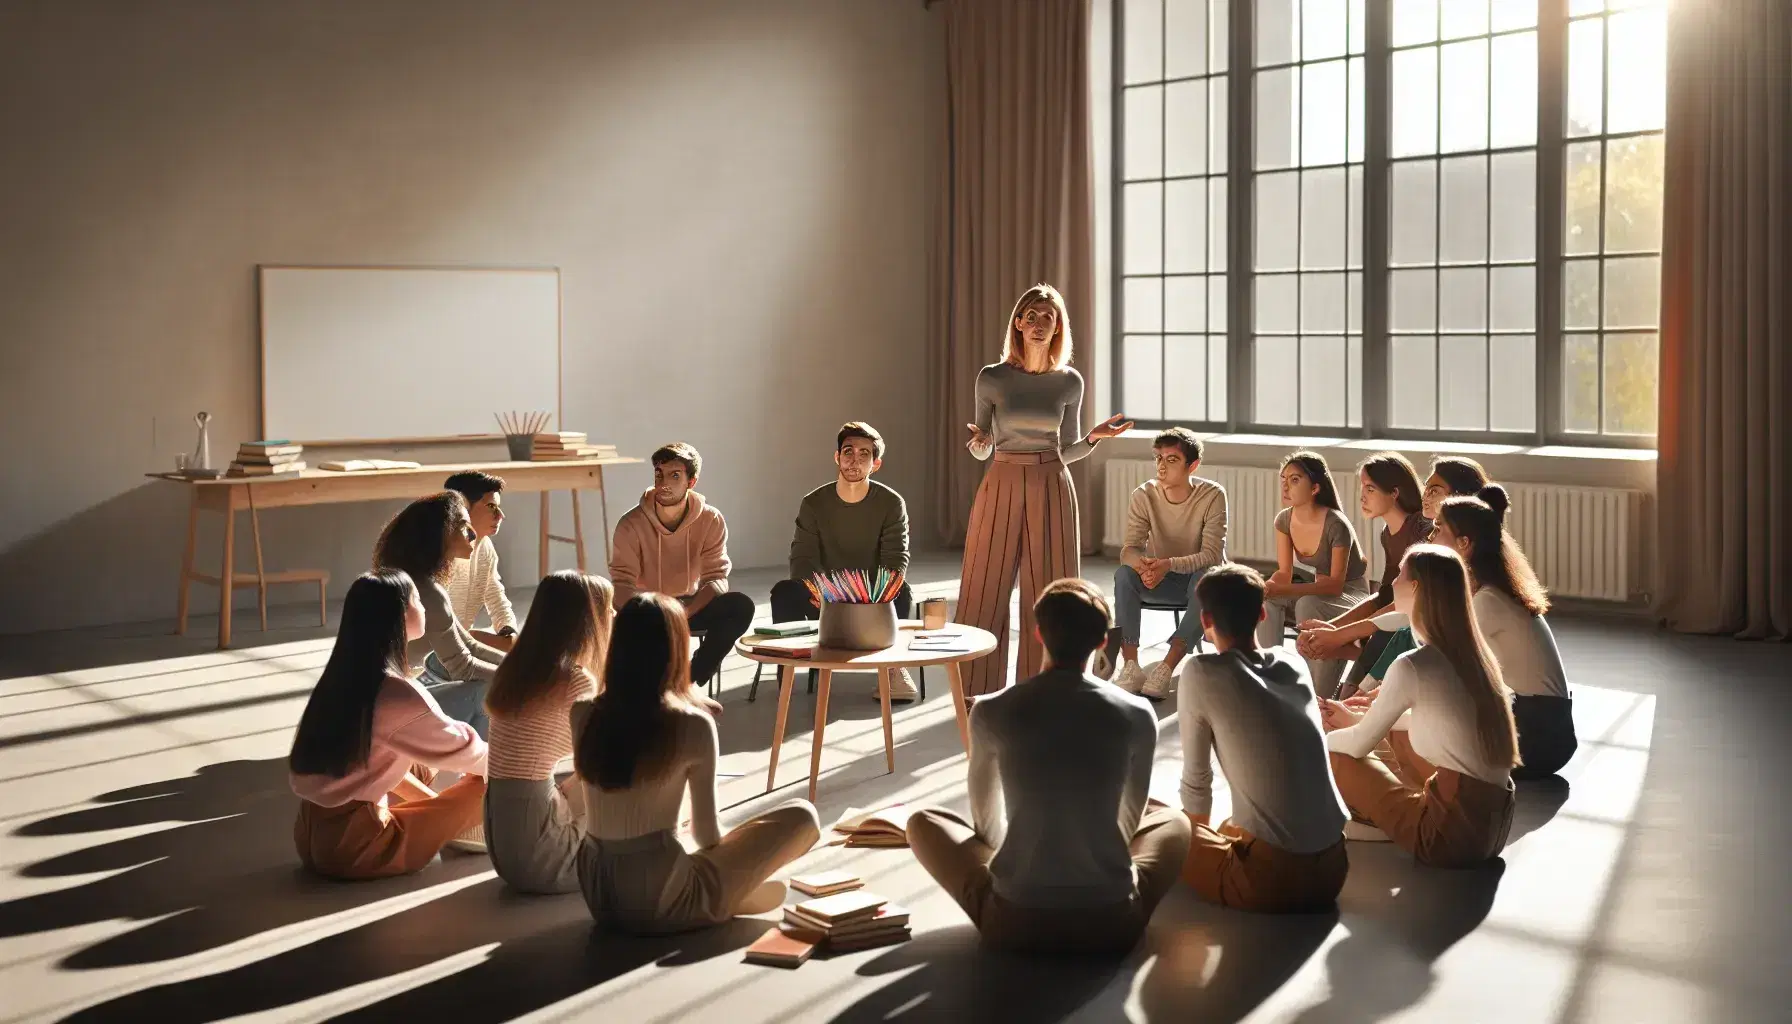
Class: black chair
1138,597,1202,653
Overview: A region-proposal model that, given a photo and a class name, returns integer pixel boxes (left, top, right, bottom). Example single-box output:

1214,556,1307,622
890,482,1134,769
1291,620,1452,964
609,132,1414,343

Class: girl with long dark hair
1259,450,1371,695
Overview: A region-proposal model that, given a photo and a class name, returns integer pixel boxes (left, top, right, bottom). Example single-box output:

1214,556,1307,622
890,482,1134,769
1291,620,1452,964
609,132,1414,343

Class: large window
1111,0,1667,445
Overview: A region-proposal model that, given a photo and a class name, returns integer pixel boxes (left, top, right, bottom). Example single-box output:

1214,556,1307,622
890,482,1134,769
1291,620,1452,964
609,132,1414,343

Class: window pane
1210,275,1229,330
1166,178,1209,272
1348,56,1366,162
1166,275,1208,331
1439,335,1490,430
1606,11,1666,133
1125,0,1165,84
1125,86,1164,179
1211,0,1230,72
1605,133,1664,252
1347,165,1364,268
1255,336,1300,423
1256,275,1299,332
1440,156,1489,263
1392,47,1439,157
1256,0,1300,66
1491,0,1538,31
1208,335,1229,419
1490,32,1538,149
1563,334,1600,432
1566,18,1603,136
1210,177,1230,270
1257,67,1298,169
1302,167,1348,269
1564,259,1600,329
1491,266,1536,330
1256,172,1299,270
1303,0,1349,61
1165,0,1209,78
1301,60,1349,166
1164,335,1211,420
1125,182,1164,273
1439,267,1488,330
1391,268,1438,330
1393,0,1438,47
1123,335,1165,419
1125,278,1163,332
1603,255,1660,328
1164,81,1207,177
1347,334,1364,427
1489,334,1537,432
1302,273,1348,333
1441,0,1489,39
1349,0,1366,53
1300,336,1348,425
1210,77,1230,173
1391,160,1438,265
1439,39,1489,153
1490,150,1536,260
1348,271,1364,331
1565,140,1603,256
1391,335,1439,428
1603,332,1658,434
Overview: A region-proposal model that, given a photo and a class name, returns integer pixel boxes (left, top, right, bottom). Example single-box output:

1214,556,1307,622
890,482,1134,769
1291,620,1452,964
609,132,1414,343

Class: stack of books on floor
530,432,617,461
831,805,918,848
228,440,305,477
743,884,912,967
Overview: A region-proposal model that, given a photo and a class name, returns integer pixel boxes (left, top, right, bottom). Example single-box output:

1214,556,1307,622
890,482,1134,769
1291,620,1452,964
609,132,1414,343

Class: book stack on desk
228,441,306,477
530,432,617,461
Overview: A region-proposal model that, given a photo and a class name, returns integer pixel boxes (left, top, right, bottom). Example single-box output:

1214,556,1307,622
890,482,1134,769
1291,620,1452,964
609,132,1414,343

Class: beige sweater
570,701,722,848
1120,477,1228,575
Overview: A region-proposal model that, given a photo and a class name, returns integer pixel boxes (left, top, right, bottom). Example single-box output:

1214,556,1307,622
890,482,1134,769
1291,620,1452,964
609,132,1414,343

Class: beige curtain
928,0,1097,549
1653,0,1792,640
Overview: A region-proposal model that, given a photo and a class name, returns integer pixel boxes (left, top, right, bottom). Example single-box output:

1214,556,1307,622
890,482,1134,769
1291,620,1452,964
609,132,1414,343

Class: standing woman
483,571,612,894
289,571,488,879
1259,451,1372,697
1435,486,1577,778
373,491,505,737
957,284,1132,696
1320,546,1518,867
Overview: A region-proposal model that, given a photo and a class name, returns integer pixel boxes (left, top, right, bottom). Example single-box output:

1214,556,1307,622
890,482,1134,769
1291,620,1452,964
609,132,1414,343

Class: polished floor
2,555,1788,1023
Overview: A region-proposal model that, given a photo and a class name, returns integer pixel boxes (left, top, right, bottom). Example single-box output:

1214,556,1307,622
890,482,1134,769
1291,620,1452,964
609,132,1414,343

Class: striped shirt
487,667,599,780
447,536,517,632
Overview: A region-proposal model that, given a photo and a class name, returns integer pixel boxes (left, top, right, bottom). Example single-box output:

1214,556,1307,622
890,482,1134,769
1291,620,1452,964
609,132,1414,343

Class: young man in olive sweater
768,422,916,701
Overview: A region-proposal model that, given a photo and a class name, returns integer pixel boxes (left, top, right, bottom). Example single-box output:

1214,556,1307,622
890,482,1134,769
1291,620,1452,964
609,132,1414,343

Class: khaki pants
906,805,1192,955
1182,820,1348,913
1330,752,1515,868
293,770,486,880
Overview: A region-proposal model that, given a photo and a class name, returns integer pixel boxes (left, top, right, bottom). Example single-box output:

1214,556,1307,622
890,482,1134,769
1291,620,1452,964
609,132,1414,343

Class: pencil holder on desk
505,434,533,461
818,601,897,651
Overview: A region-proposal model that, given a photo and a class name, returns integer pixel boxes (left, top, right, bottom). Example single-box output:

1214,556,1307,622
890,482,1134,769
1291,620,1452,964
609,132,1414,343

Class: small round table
734,624,998,802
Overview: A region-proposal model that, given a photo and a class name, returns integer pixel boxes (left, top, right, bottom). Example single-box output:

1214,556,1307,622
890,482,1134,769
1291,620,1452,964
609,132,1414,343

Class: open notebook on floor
830,804,919,847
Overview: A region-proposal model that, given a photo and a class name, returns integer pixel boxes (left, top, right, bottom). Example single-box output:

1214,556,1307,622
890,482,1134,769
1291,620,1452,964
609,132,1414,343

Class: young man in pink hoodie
609,442,755,690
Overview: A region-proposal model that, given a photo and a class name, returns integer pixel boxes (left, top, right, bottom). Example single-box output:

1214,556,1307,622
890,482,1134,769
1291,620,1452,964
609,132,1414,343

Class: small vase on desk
192,412,212,471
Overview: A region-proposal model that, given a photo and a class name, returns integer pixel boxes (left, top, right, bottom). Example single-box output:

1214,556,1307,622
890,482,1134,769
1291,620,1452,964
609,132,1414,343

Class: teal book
760,622,820,638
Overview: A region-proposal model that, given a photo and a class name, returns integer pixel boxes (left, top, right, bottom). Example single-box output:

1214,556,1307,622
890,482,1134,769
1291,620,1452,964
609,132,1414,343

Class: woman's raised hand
1087,413,1135,441
965,422,993,452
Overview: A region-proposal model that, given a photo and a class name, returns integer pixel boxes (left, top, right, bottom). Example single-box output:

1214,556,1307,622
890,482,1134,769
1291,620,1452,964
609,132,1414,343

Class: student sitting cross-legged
481,571,612,894
1178,564,1350,912
288,570,489,880
443,471,518,652
1321,545,1518,868
768,421,918,702
572,594,820,934
610,442,755,695
1096,427,1228,701
906,578,1192,956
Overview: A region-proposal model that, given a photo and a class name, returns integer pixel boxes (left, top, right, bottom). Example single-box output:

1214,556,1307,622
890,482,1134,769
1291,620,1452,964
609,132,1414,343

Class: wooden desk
151,456,641,649
735,624,998,802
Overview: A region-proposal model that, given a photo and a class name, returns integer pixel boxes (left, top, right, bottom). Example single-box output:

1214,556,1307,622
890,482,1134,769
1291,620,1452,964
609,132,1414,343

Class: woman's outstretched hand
1087,413,1134,441
965,422,993,452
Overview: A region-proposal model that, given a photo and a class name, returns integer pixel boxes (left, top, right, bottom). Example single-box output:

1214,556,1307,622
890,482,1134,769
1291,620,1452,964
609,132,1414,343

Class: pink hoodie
609,488,731,607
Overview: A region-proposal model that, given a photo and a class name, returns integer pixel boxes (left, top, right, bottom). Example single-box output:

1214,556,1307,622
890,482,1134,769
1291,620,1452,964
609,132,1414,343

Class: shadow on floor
1508,775,1572,844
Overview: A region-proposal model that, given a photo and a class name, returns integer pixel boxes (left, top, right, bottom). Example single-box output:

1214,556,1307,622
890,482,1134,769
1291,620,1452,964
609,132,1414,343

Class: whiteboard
259,266,560,443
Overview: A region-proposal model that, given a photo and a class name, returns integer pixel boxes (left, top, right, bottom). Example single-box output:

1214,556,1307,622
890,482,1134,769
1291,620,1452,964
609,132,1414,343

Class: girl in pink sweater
289,570,489,879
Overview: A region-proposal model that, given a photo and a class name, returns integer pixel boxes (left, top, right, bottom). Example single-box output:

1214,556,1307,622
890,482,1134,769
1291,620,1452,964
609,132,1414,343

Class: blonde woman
482,571,613,894
957,284,1132,696
1320,545,1518,867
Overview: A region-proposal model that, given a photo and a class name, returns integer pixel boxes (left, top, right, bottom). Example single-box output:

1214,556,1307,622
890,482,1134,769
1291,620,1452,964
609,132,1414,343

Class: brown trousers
1330,747,1515,869
293,771,487,880
906,804,1191,955
1182,820,1349,913
955,452,1080,697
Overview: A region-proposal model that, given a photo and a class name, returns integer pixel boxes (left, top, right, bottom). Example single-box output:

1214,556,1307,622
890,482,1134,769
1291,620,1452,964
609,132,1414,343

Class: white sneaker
887,668,919,704
446,822,488,854
1114,661,1145,695
1140,661,1175,701
1343,820,1392,842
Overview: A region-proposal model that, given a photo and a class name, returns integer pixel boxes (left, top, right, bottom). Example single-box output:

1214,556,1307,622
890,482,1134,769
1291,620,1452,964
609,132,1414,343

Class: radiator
1102,460,1648,602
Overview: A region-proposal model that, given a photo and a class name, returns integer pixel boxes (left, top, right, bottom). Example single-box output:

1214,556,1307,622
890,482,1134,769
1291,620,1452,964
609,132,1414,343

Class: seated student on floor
1294,452,1431,698
572,593,820,934
1434,486,1577,779
1320,545,1518,867
1260,451,1372,698
610,442,755,695
1179,564,1350,912
288,570,488,879
481,570,612,894
1096,427,1228,700
443,471,519,652
906,578,1192,956
373,492,505,737
769,421,919,702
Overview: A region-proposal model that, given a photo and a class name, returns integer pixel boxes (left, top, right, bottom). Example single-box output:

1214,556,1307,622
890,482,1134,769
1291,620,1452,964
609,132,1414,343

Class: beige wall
0,0,943,634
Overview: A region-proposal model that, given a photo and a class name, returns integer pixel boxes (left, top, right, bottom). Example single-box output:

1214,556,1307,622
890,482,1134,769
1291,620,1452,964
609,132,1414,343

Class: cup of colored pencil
497,411,552,460
813,569,904,650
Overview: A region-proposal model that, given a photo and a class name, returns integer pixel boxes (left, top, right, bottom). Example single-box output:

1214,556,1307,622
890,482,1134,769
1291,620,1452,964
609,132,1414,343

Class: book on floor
788,869,863,898
825,927,912,954
783,903,909,939
831,805,919,847
790,889,886,926
743,926,816,968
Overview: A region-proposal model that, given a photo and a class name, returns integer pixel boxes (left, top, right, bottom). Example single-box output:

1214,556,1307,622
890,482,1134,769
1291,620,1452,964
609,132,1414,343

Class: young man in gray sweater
768,422,916,701
906,578,1191,955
